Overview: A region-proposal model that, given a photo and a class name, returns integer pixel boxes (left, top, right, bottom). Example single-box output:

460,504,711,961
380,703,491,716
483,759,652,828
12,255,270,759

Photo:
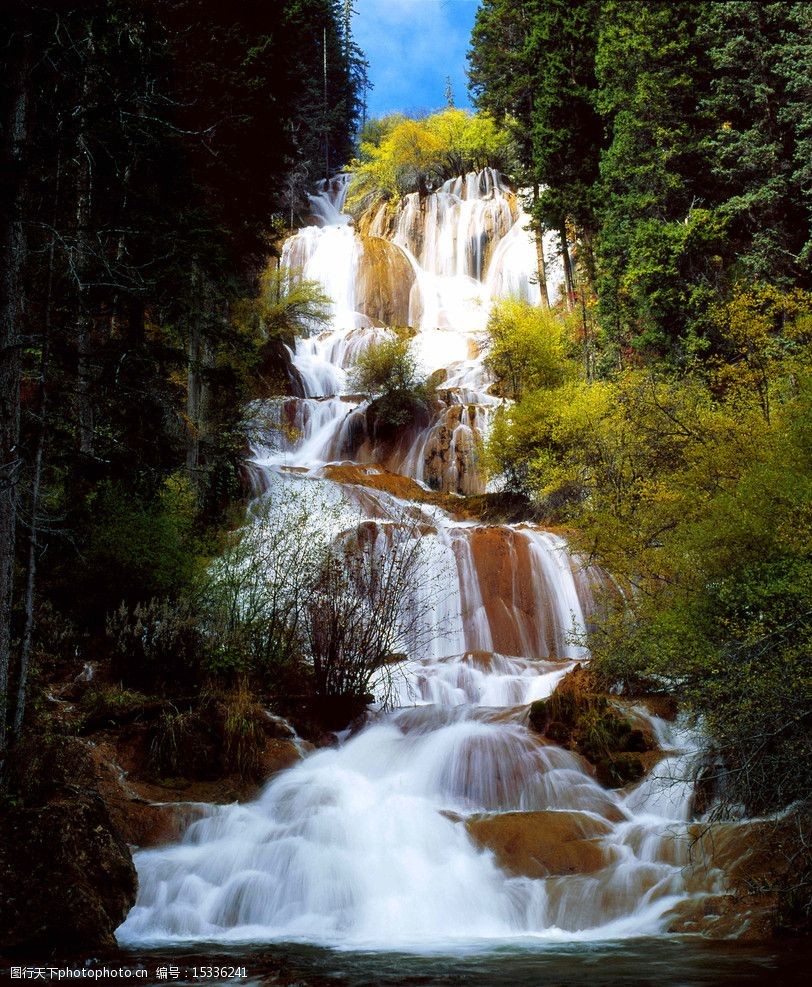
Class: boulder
0,791,137,953
664,892,777,941
527,668,656,786
596,752,645,787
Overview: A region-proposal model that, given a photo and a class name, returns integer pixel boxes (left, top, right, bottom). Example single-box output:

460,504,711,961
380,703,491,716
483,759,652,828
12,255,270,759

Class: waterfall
117,171,719,951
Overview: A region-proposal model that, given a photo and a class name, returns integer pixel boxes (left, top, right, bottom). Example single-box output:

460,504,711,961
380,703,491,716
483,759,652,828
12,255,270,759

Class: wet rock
546,720,572,744
322,462,431,502
529,668,656,786
365,391,433,442
95,741,303,848
307,692,374,732
104,793,209,849
455,491,545,525
418,404,488,496
596,752,645,788
624,728,649,753
0,739,137,953
355,236,415,327
528,699,550,733
256,335,306,398
466,810,615,878
662,813,812,939
688,753,726,818
468,527,558,658
664,893,777,941
89,722,304,848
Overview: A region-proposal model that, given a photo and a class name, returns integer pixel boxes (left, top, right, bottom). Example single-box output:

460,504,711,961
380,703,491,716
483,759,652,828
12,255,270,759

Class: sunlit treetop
345,108,515,213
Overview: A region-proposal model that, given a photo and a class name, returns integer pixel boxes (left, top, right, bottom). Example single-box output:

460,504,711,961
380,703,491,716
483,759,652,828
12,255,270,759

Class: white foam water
117,171,715,952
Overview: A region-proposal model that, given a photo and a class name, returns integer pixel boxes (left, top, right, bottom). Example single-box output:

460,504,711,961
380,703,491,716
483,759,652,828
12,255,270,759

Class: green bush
148,705,219,780
351,337,435,433
81,474,204,617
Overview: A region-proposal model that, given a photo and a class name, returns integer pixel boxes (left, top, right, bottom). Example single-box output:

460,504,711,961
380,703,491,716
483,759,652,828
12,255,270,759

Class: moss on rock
528,667,655,787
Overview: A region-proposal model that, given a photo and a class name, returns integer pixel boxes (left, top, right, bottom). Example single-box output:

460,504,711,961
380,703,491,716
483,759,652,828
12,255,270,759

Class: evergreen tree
594,0,719,357
699,1,812,286
469,0,602,305
0,0,363,757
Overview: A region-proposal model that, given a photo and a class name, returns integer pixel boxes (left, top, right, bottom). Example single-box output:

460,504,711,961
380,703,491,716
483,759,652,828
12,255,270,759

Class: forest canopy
468,0,812,820
0,0,366,762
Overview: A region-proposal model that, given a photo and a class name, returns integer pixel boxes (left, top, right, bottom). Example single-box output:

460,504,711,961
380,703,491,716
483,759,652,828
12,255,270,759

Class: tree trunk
186,267,202,478
76,22,95,457
185,263,212,498
0,43,29,761
109,160,133,339
13,319,48,742
580,225,597,292
580,286,593,385
13,157,60,743
531,185,550,309
560,222,575,312
323,27,329,179
534,229,550,309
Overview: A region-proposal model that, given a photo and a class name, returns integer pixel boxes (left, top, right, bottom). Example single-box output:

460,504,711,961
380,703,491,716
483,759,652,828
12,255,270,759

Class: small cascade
266,168,564,495
118,170,721,951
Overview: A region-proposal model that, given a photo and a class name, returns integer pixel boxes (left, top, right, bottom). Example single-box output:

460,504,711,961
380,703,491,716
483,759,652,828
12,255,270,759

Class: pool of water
122,937,812,986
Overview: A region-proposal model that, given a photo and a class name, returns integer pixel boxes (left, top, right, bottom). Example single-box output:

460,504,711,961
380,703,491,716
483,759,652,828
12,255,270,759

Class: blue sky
353,0,480,119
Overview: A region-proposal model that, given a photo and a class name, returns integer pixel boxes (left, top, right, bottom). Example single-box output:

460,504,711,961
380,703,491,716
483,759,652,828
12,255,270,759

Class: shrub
484,298,571,400
81,474,203,619
351,337,435,432
306,518,440,707
76,686,159,733
106,597,203,695
148,705,218,779
346,109,514,211
221,683,267,781
197,482,333,685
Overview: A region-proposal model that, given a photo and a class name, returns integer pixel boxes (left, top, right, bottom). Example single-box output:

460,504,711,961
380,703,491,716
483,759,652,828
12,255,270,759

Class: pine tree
699,1,812,286
594,0,718,356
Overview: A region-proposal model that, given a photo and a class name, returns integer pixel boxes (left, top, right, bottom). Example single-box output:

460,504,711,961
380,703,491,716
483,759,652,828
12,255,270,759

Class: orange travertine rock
466,810,615,877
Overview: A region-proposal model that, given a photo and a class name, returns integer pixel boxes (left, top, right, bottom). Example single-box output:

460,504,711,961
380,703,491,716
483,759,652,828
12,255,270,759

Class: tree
0,19,30,762
484,294,812,816
484,298,570,399
233,263,332,343
469,0,602,305
527,0,602,290
345,109,512,212
698,2,812,287
307,519,433,705
0,0,365,759
200,482,335,686
594,0,716,357
200,482,439,710
350,336,435,431
709,284,812,423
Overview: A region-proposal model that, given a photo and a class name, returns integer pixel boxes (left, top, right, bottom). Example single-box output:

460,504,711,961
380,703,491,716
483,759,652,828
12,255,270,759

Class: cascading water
118,170,722,951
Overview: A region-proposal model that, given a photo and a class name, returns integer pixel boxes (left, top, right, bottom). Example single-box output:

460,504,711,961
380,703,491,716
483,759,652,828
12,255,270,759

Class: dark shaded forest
0,0,366,766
